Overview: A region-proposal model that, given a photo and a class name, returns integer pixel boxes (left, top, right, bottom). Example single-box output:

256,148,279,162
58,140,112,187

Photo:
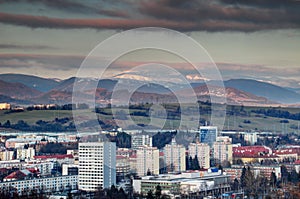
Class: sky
0,0,300,88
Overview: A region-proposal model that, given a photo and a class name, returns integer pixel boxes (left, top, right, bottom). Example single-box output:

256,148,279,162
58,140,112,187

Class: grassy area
0,104,300,133
0,109,86,125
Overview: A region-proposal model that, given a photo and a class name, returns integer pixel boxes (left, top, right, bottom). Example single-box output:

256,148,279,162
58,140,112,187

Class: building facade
164,138,186,173
136,146,159,177
131,134,152,149
213,138,233,165
0,150,14,161
0,175,78,195
199,126,218,147
78,142,116,191
188,143,210,169
133,170,231,196
16,147,35,160
0,103,10,110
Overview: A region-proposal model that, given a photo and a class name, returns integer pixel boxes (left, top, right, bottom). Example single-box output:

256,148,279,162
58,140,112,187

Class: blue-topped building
199,126,218,147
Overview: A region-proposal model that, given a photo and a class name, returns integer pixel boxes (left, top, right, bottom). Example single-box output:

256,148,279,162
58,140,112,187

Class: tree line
252,108,300,121
231,165,300,198
0,118,76,132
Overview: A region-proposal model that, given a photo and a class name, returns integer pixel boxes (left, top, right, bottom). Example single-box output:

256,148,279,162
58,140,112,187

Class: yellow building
0,103,10,110
0,150,14,161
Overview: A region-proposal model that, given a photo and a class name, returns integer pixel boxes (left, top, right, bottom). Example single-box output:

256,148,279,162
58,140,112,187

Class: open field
0,103,299,133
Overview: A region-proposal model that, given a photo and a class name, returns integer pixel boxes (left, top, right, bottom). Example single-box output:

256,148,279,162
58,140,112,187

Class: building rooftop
34,154,73,160
4,168,39,181
233,146,272,157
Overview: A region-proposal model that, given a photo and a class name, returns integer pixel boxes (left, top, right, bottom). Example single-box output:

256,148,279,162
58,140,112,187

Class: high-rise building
243,132,258,145
136,146,159,177
131,134,152,149
164,138,186,173
199,126,218,147
78,142,116,191
188,142,210,169
213,137,233,165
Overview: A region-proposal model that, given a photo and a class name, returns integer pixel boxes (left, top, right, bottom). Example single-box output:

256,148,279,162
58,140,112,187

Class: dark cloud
0,0,299,31
32,0,96,13
219,0,300,8
0,0,130,18
1,0,94,12
0,44,57,50
0,53,85,70
98,9,130,18
138,0,300,30
36,0,130,18
0,12,196,30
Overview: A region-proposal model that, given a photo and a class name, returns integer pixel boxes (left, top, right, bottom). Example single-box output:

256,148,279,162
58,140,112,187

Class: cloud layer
0,0,299,32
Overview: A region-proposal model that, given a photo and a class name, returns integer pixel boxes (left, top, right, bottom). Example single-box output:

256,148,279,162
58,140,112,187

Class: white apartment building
243,132,258,145
164,138,186,173
16,147,35,160
25,161,54,175
213,137,233,165
188,142,210,169
136,146,159,177
62,164,79,176
0,175,78,195
78,142,116,191
131,134,152,149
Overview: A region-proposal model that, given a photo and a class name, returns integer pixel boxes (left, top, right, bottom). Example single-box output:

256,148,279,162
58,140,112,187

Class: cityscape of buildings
1,0,300,198
0,124,299,198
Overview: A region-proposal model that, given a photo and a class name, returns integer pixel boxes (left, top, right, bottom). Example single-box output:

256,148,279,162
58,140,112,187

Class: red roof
34,154,73,160
275,148,300,155
116,155,127,160
294,160,300,164
129,154,137,159
0,168,8,173
27,168,39,173
4,168,39,180
233,146,271,158
5,170,26,179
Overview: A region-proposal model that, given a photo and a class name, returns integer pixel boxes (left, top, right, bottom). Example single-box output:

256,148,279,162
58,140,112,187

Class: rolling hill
0,73,300,106
53,77,171,94
0,73,60,92
225,79,300,104
0,80,41,99
178,84,273,106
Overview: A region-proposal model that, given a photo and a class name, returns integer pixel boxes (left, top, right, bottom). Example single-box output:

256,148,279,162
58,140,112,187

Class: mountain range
0,73,299,106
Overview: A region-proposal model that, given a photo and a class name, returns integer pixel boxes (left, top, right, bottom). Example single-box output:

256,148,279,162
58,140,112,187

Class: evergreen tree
155,185,162,199
218,164,223,173
147,190,154,199
3,120,11,128
270,171,277,187
118,187,127,199
281,165,289,184
232,178,239,191
240,166,247,188
185,156,189,170
244,167,255,196
147,168,152,176
290,169,299,184
193,156,200,170
188,156,193,170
